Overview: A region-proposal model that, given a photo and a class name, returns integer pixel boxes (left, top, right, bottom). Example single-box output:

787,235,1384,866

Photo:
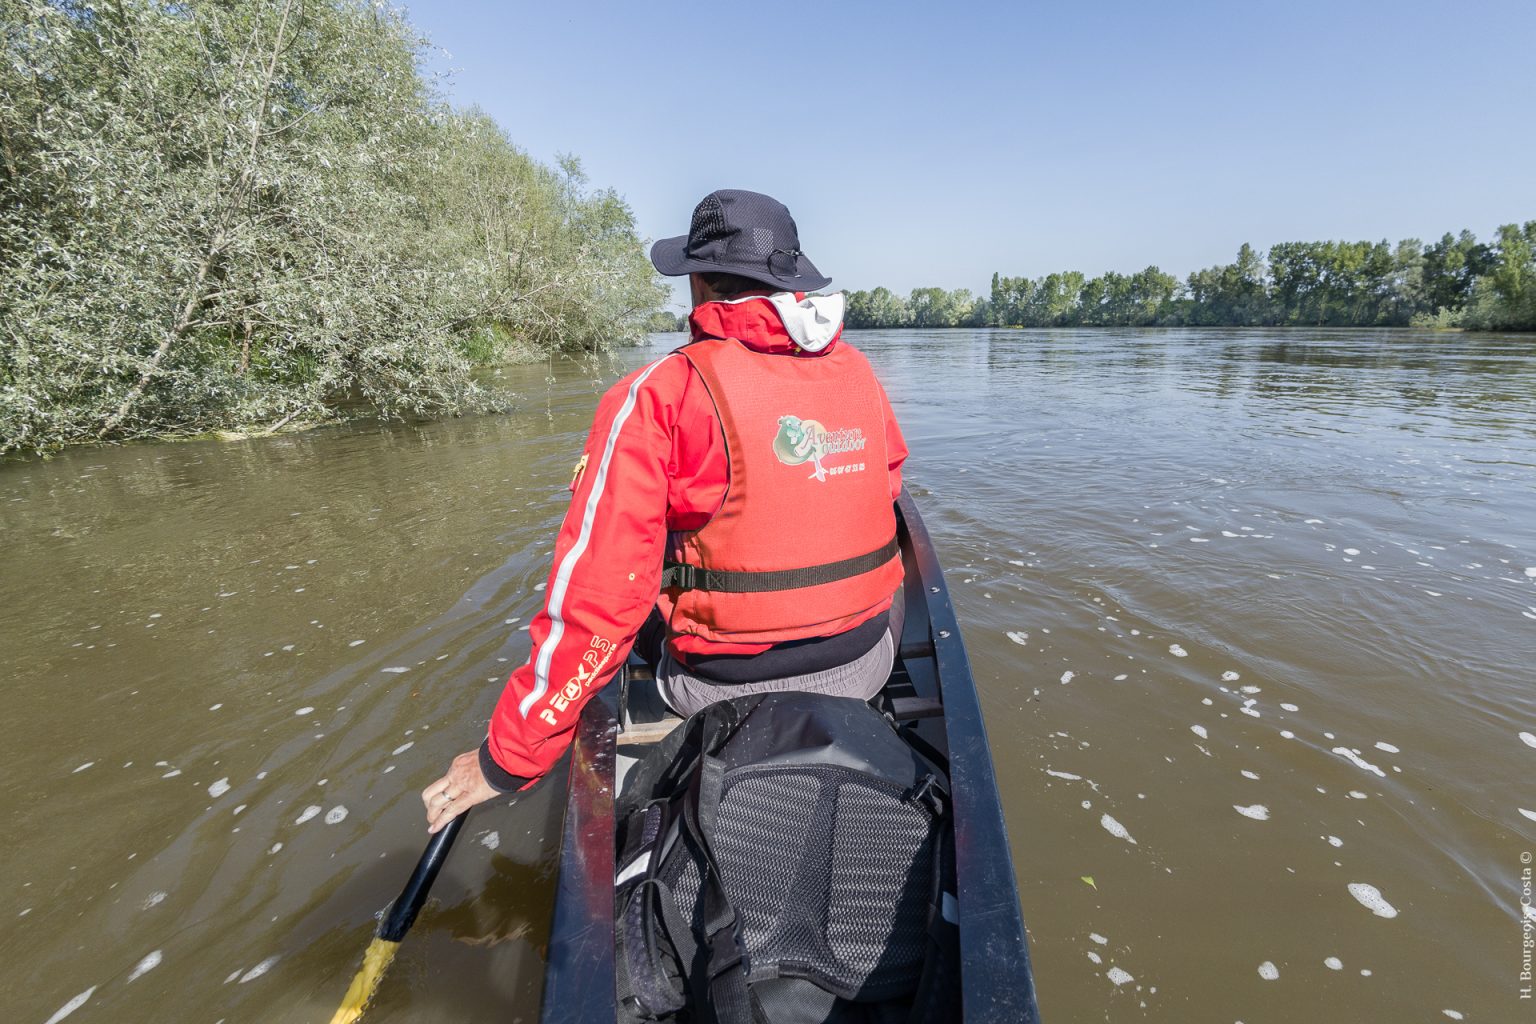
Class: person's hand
421,749,499,834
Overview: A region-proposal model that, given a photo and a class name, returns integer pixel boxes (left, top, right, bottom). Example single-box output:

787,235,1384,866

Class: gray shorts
656,589,906,717
657,626,896,717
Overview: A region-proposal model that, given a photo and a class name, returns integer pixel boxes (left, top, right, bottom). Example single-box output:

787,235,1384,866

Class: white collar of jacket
717,291,846,353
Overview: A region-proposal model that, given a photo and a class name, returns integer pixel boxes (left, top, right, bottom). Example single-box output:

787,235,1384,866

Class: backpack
613,691,959,1024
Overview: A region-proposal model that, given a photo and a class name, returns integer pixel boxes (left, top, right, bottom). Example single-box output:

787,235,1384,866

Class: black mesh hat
650,190,831,292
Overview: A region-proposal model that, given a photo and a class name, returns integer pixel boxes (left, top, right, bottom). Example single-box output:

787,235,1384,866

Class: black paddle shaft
378,812,468,942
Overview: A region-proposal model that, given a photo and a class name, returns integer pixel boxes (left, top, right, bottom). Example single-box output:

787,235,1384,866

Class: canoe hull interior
538,492,1040,1023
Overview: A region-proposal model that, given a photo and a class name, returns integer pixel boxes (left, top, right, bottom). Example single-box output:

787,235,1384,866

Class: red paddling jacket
482,292,907,789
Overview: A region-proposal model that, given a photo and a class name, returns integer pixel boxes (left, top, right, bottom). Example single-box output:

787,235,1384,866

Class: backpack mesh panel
827,784,933,979
694,765,935,1000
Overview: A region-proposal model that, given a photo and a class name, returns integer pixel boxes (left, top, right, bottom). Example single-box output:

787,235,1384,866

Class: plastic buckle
909,773,945,815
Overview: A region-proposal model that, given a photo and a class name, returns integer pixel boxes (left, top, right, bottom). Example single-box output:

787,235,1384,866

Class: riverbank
1,0,666,458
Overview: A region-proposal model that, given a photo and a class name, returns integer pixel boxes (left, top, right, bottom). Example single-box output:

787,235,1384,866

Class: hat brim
649,234,832,292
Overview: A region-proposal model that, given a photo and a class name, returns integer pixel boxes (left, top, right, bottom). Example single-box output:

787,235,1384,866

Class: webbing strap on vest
661,535,899,594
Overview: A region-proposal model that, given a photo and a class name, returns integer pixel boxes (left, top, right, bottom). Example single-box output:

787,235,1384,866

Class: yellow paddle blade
328,936,400,1024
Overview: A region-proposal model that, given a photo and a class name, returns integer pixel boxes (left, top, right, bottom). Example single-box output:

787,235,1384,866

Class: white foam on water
1348,790,1368,799
1005,631,1029,646
392,742,414,755
1240,707,1261,718
1333,747,1386,777
1519,808,1536,822
1241,770,1259,780
1100,814,1136,844
1081,800,1092,810
1106,966,1134,986
1089,932,1108,945
1520,731,1536,749
481,830,500,850
1326,836,1343,847
1114,673,1128,681
42,986,97,1024
238,956,279,983
1344,548,1360,556
1086,950,1102,964
1280,703,1298,712
1442,1011,1463,1020
1233,804,1269,820
268,843,283,854
348,640,365,647
1374,741,1400,753
1324,956,1342,970
1060,671,1075,684
143,891,166,909
1190,725,1208,739
1239,685,1261,694
294,805,321,825
1169,644,1188,657
1524,567,1536,578
72,762,94,773
1347,882,1398,918
295,706,314,716
324,806,348,825
1189,537,1209,543
1046,770,1082,781
208,777,230,798
209,703,222,711
161,769,181,778
382,667,409,674
1257,961,1279,980
1280,730,1295,739
127,950,162,982
1360,968,1372,976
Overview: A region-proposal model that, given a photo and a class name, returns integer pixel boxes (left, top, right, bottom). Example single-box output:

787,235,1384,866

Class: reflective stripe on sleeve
518,355,674,718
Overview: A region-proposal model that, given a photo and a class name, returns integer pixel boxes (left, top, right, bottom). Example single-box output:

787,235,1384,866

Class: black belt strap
661,535,899,594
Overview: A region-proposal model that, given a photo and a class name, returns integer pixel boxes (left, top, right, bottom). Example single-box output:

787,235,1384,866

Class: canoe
538,491,1040,1022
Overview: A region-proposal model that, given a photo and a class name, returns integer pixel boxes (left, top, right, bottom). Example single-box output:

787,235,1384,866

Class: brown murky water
3,329,1533,1023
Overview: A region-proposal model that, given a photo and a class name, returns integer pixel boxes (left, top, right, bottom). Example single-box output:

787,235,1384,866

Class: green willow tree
0,0,664,454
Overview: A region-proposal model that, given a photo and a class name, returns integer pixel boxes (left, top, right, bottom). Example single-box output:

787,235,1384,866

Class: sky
404,0,1535,310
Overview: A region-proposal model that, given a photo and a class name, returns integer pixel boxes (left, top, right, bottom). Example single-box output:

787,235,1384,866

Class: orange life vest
658,336,903,647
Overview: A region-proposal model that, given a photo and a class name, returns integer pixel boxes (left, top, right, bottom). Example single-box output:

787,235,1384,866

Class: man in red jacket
423,190,908,832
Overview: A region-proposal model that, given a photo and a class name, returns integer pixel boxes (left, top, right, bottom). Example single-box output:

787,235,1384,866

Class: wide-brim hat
651,189,831,292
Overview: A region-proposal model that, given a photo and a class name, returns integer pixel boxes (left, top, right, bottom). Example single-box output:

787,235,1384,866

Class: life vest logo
772,415,868,482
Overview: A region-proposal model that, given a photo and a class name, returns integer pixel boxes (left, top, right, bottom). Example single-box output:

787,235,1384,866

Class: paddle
328,810,469,1024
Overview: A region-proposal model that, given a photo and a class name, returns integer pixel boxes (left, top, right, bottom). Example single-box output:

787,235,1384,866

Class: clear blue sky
404,0,1534,310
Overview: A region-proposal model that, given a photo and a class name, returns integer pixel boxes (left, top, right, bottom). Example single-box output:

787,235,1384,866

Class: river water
3,328,1533,1023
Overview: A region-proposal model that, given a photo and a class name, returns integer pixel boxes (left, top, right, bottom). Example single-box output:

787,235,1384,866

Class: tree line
1,0,666,454
844,227,1536,332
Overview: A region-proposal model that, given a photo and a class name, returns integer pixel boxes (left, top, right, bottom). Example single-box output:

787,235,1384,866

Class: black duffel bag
613,691,958,1024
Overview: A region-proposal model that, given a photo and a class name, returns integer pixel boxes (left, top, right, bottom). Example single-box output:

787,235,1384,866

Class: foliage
644,310,688,332
844,224,1536,332
0,0,665,454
